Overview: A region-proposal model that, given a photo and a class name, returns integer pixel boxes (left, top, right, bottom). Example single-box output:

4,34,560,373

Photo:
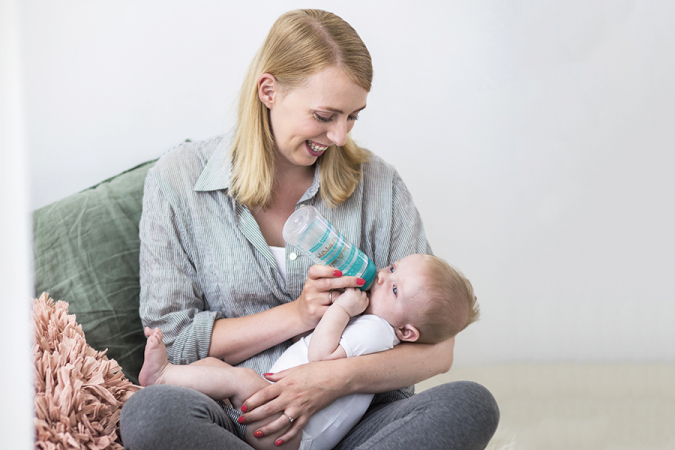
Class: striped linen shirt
139,134,432,414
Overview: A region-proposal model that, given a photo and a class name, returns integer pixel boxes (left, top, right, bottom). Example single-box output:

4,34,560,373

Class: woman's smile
306,140,329,156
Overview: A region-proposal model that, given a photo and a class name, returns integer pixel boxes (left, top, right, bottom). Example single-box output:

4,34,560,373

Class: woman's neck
249,157,315,247
274,153,315,185
271,160,314,209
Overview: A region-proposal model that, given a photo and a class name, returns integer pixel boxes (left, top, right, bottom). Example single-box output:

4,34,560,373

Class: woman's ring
283,412,295,423
329,289,333,303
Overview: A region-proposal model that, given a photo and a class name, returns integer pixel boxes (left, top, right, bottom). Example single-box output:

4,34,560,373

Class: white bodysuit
269,314,400,450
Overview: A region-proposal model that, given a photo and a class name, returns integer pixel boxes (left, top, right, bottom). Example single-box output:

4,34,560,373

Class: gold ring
283,412,295,423
329,289,333,303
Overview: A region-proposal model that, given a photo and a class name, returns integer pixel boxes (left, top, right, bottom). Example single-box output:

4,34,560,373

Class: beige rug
416,363,675,450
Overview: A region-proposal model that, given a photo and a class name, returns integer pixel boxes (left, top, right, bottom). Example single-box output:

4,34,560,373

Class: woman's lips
305,140,329,156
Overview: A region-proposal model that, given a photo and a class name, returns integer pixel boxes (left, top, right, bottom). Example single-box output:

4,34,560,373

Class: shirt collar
193,141,233,192
194,143,322,203
299,163,321,203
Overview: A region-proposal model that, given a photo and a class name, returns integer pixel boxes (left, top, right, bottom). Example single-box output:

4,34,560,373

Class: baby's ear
395,324,420,343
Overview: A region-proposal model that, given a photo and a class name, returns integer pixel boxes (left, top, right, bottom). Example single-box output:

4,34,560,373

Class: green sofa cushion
33,160,156,385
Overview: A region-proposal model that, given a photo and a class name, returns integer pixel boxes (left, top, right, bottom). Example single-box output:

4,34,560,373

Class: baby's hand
333,288,369,317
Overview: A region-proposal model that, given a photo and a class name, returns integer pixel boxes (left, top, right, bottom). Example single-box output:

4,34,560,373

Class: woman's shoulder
359,151,404,189
151,134,227,177
148,134,229,190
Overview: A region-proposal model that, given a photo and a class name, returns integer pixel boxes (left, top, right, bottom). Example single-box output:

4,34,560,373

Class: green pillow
33,160,156,385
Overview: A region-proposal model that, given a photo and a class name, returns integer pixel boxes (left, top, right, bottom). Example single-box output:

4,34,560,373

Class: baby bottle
283,205,376,291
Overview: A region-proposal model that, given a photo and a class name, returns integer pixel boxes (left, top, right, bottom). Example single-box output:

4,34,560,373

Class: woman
121,9,499,450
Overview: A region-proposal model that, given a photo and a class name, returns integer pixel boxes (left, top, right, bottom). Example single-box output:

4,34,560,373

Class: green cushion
33,160,156,385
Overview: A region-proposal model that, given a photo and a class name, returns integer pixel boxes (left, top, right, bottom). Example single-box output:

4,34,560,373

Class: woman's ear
395,324,420,343
258,73,277,109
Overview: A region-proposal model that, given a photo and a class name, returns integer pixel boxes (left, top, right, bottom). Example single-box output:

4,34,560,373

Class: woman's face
261,66,368,168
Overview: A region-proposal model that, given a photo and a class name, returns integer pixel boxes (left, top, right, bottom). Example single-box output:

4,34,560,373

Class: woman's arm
337,336,455,393
208,302,309,364
240,336,455,443
208,268,366,364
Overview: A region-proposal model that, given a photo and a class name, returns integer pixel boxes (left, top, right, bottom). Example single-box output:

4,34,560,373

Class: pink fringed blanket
33,293,141,450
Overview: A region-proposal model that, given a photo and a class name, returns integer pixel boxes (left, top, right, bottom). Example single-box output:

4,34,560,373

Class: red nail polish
254,430,263,438
356,278,365,286
241,405,247,413
237,416,246,424
263,373,274,377
275,439,284,446
333,270,342,277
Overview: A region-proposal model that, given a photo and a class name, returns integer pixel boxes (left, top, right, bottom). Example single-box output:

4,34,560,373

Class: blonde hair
415,255,480,344
230,9,372,208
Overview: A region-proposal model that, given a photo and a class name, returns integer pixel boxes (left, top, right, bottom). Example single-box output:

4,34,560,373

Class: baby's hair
414,255,480,344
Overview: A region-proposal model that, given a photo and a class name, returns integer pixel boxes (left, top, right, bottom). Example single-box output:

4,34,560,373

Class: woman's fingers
306,265,343,280
272,418,307,447
241,382,282,416
306,265,365,289
251,411,306,444
297,265,368,327
331,275,366,290
260,414,309,447
241,395,283,425
306,266,366,289
260,367,293,383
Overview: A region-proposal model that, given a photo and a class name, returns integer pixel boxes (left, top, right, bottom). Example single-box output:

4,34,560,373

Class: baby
138,253,479,450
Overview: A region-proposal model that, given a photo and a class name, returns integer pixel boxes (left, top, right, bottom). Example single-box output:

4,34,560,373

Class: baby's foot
138,327,171,387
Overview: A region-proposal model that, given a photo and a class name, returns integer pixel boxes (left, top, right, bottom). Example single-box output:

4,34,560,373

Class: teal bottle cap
359,258,377,291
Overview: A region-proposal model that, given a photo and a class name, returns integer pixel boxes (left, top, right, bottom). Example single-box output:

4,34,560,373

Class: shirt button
289,252,298,261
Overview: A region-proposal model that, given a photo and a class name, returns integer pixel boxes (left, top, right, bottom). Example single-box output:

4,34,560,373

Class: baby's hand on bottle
333,288,369,317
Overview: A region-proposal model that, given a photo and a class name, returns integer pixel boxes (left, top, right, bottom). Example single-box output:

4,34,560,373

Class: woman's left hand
239,360,347,444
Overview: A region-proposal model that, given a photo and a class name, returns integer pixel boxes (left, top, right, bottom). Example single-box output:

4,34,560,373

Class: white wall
23,0,675,366
1,0,35,447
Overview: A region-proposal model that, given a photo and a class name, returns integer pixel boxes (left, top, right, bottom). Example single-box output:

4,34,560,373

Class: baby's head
364,254,479,344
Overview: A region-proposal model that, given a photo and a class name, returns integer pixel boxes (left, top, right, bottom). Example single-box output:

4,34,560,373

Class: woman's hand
240,361,348,445
294,265,365,328
239,338,456,445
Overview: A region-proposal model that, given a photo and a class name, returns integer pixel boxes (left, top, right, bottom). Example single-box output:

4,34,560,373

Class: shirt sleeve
338,315,400,358
139,171,220,365
388,171,432,261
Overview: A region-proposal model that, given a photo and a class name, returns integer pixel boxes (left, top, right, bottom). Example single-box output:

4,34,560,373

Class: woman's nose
327,119,348,147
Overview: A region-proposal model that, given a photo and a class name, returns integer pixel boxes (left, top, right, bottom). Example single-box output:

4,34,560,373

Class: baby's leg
139,328,301,450
139,327,260,401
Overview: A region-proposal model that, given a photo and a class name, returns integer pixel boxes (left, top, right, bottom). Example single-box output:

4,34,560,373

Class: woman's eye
313,113,332,123
348,115,360,121
393,285,398,296
389,265,395,273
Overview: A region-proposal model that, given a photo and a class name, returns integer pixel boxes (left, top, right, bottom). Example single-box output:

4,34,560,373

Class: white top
270,246,287,284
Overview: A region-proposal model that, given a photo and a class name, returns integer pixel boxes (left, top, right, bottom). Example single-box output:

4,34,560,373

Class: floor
415,363,675,450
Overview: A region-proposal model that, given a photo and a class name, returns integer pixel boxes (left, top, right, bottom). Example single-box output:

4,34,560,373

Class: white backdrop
22,0,675,366
2,0,34,447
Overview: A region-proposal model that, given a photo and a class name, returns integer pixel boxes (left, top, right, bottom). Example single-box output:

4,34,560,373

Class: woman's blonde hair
229,9,373,208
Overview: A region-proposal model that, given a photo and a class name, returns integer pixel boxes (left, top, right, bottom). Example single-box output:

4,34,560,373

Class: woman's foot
138,327,171,387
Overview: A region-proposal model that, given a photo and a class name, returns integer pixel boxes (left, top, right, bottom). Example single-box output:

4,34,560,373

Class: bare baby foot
138,327,171,387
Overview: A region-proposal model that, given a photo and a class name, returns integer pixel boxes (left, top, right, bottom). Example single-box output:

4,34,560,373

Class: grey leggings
120,381,499,450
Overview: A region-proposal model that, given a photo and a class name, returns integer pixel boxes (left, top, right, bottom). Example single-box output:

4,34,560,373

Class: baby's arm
307,288,368,362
